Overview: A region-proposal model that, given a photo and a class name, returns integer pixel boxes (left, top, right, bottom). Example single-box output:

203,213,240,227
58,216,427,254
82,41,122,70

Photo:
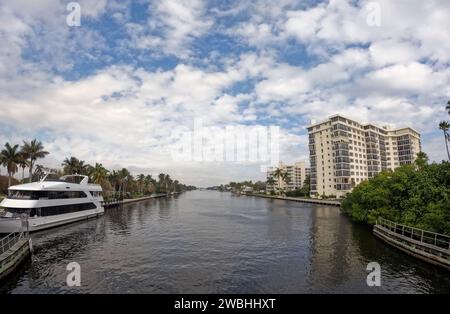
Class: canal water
1,190,449,293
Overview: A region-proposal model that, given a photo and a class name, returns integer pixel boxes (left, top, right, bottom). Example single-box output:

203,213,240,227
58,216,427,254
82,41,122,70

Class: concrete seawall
247,193,342,207
121,193,170,205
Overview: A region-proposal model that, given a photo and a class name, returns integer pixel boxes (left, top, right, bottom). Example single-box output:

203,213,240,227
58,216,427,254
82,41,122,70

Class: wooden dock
374,218,450,271
248,193,341,207
0,231,32,281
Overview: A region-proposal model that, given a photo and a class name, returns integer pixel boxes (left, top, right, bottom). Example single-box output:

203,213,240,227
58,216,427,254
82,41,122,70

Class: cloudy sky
0,0,449,186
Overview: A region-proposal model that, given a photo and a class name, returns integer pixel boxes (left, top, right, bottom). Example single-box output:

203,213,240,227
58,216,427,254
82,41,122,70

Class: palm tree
18,152,29,182
415,151,429,169
62,157,88,175
165,174,172,193
137,174,145,194
439,121,450,160
266,177,275,193
173,180,180,193
119,168,130,195
0,143,21,187
22,139,49,183
281,172,291,195
34,164,45,180
158,173,165,192
91,163,109,185
144,175,154,194
446,101,450,115
272,168,287,195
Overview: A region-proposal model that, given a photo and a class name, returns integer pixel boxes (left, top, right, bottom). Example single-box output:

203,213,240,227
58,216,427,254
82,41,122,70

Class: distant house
242,186,254,194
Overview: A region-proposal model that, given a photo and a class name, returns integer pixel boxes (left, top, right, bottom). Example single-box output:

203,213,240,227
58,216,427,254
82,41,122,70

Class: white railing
0,231,27,256
377,217,450,250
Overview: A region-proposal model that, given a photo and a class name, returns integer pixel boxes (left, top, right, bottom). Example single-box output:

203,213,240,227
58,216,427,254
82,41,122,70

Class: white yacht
0,174,104,233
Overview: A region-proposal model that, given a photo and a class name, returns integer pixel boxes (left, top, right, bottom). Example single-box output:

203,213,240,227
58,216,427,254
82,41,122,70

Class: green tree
18,152,29,181
415,151,429,169
91,163,109,185
266,177,275,192
439,121,450,160
119,168,131,194
0,143,21,187
342,162,450,234
21,139,49,183
137,174,145,194
272,168,287,195
34,164,45,180
62,157,88,175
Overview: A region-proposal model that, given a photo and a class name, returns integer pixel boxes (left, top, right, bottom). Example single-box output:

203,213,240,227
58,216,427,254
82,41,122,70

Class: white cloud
1,0,450,184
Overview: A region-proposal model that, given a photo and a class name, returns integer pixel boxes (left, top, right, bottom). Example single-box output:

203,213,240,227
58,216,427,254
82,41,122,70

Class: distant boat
0,174,104,233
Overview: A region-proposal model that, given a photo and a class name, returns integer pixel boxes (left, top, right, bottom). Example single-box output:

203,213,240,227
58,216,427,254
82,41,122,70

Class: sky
0,0,449,187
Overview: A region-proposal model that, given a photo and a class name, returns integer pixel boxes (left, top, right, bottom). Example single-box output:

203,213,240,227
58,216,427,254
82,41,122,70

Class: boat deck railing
0,231,28,256
376,217,450,250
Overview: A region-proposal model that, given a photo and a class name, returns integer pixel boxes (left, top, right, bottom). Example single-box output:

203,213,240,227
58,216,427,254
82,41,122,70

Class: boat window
1,207,31,218
8,190,87,200
42,173,62,182
90,191,103,197
62,176,85,184
8,190,35,199
2,203,97,217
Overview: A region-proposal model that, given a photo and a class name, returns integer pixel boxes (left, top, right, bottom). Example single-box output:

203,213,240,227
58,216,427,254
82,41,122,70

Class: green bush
342,162,450,234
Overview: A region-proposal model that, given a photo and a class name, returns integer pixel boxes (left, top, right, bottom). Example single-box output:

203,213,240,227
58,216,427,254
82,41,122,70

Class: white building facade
266,161,310,192
307,115,421,198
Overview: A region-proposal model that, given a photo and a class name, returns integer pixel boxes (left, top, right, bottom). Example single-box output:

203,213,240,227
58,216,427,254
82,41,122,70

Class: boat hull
0,207,104,234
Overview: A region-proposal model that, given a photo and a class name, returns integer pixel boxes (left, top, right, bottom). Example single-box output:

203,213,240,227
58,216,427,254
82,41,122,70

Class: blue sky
0,0,449,186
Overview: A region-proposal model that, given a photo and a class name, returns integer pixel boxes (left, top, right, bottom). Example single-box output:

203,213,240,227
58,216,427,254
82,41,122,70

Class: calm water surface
2,191,449,293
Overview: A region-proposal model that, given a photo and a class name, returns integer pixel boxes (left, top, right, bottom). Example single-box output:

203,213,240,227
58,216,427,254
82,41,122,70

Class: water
1,190,449,293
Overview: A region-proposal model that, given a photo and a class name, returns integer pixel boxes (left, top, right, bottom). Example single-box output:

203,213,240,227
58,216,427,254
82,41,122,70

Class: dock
0,231,32,281
248,193,341,206
374,218,450,271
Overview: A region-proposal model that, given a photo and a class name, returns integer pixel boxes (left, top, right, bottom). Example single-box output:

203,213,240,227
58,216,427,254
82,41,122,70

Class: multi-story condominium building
266,161,310,192
307,115,421,198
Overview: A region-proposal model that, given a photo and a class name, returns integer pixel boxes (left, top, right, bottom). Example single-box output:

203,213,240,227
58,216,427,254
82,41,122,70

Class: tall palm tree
281,172,291,194
0,143,21,187
158,173,165,192
272,168,287,195
108,170,121,192
439,121,450,160
144,175,154,194
266,177,275,193
119,168,130,194
22,139,49,183
164,174,172,193
137,174,145,194
91,163,109,185
173,180,179,193
18,152,29,182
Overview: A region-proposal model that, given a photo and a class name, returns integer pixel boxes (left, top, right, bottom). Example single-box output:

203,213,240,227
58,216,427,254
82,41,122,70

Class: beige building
307,115,421,198
266,161,310,192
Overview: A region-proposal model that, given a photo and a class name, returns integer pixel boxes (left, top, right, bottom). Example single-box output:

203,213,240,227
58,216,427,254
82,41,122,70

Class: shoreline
247,193,342,207
121,193,171,205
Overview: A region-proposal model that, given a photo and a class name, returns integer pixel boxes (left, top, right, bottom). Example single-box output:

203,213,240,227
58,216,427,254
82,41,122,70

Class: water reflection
2,191,449,294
